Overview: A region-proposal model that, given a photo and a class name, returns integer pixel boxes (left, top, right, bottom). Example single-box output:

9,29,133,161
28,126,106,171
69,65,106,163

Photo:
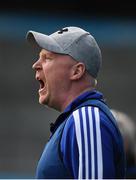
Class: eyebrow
39,51,55,58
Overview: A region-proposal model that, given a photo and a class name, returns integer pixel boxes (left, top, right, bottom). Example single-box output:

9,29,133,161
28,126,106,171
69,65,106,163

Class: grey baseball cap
26,26,102,78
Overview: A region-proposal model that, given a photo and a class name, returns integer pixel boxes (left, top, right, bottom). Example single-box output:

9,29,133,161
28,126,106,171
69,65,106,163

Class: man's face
32,49,76,110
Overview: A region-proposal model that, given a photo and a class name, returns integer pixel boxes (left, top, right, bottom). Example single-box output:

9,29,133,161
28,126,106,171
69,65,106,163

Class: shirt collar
50,90,104,134
63,90,104,113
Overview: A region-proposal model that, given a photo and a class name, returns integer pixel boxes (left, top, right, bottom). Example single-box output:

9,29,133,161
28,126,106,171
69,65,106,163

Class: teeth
35,75,45,91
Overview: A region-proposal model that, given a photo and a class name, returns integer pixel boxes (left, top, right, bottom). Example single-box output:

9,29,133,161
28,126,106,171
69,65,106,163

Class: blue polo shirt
36,90,126,179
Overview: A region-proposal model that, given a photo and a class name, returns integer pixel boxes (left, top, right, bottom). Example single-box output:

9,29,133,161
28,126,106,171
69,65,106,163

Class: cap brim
26,31,63,53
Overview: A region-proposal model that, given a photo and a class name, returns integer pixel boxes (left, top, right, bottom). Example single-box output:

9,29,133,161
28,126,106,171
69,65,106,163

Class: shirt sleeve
60,106,116,179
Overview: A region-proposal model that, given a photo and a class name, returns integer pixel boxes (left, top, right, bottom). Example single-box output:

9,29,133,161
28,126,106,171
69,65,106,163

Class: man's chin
39,97,47,105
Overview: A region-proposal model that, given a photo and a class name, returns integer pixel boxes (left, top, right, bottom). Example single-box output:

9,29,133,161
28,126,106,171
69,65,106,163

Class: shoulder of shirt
61,106,119,151
63,106,113,132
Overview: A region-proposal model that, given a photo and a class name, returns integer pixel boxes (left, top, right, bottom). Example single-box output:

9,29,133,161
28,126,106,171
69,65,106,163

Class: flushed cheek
52,77,68,95
44,68,68,92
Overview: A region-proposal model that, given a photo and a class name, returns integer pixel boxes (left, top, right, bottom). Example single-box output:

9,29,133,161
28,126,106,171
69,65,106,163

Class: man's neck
60,87,95,112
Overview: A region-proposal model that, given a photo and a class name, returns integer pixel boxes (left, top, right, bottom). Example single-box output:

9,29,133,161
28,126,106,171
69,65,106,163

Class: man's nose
32,59,41,70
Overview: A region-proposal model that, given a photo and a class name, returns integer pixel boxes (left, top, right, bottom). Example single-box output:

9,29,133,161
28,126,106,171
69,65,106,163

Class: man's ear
70,62,85,80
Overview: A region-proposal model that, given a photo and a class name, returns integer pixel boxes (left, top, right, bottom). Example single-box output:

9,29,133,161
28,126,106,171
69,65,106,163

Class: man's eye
46,58,52,61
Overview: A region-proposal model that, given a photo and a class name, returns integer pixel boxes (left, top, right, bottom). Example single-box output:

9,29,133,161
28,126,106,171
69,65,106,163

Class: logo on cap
58,28,68,34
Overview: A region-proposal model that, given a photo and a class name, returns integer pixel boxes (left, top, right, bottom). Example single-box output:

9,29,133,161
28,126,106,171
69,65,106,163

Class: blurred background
0,0,136,178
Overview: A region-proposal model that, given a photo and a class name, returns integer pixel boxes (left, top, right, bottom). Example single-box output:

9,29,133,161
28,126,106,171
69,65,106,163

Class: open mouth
36,75,46,93
39,79,45,90
37,79,46,93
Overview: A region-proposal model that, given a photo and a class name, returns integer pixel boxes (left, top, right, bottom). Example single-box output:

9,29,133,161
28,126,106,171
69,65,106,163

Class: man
111,109,136,178
26,26,125,179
